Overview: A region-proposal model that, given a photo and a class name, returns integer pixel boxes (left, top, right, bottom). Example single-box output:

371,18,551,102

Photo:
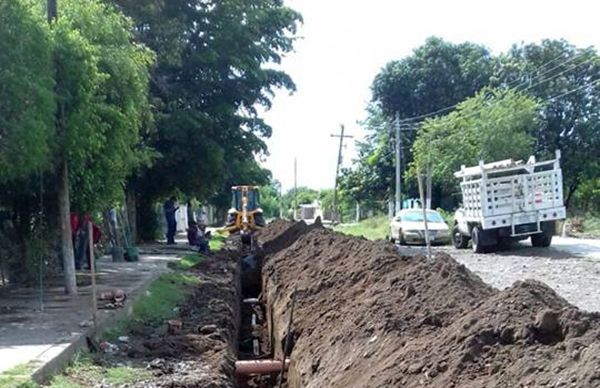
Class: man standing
164,196,179,244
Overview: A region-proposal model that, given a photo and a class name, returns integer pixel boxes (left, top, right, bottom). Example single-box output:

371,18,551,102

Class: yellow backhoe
222,185,265,245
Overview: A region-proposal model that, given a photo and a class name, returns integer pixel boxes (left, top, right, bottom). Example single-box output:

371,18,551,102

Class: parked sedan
389,209,450,245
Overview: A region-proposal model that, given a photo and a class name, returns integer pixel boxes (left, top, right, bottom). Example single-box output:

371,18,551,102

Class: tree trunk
125,186,137,244
564,182,579,210
186,200,195,227
58,160,77,294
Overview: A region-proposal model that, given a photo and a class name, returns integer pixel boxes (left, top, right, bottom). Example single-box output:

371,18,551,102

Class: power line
546,77,600,102
401,50,596,123
510,51,590,91
520,55,598,92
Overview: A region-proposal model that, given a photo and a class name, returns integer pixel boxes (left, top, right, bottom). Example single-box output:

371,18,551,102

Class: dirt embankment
259,223,600,388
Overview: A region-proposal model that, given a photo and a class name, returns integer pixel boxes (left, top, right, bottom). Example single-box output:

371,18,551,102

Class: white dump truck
452,151,566,253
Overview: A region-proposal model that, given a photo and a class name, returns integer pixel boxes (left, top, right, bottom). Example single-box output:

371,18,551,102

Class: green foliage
343,38,495,204
282,187,318,216
169,253,204,270
0,1,54,184
104,272,198,339
411,88,538,187
334,216,390,241
571,178,600,214
499,40,600,206
209,233,226,251
48,352,151,387
0,362,37,388
259,181,282,218
52,0,154,211
372,37,495,118
120,0,302,214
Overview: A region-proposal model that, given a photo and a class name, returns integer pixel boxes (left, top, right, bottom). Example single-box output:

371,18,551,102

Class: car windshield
401,211,444,223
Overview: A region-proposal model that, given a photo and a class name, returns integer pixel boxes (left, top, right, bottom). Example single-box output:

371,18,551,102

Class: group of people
163,196,211,254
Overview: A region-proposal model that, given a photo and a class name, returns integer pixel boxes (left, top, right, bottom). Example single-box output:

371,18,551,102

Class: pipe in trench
235,359,291,376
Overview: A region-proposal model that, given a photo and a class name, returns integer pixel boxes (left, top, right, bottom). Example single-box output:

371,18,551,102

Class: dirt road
403,236,600,312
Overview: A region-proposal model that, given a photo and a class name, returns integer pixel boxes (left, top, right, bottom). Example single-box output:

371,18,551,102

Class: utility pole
331,125,353,223
293,157,298,220
395,112,402,216
47,0,57,22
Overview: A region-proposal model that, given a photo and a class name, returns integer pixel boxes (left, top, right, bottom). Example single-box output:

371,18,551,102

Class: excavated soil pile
260,224,600,388
256,219,317,255
115,250,240,388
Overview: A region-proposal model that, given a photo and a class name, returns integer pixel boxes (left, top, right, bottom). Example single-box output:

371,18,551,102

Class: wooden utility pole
417,172,432,260
47,0,57,22
293,157,298,220
49,0,77,295
395,112,402,215
331,125,353,222
88,222,97,327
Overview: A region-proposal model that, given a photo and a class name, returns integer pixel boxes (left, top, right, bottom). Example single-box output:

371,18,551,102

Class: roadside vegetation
43,240,225,388
0,363,37,388
334,216,389,241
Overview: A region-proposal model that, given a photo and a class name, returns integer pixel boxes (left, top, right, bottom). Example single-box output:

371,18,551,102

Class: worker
164,196,179,245
187,221,210,253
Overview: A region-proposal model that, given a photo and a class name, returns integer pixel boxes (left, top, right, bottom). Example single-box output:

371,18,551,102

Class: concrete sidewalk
0,243,194,381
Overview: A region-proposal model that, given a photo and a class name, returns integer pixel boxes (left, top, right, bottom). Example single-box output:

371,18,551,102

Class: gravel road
400,236,600,313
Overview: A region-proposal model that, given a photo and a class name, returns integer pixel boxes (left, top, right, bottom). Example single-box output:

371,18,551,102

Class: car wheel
388,229,396,244
398,230,406,245
452,224,469,249
471,226,485,253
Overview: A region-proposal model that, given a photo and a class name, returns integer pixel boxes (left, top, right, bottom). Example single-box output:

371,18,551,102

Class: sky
260,0,600,191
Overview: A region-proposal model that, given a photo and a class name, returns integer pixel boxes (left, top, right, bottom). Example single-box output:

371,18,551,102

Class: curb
30,269,165,384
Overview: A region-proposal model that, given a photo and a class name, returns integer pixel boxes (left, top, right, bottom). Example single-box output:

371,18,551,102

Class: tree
343,37,495,206
115,0,302,238
372,37,495,118
0,1,54,184
410,88,539,189
498,40,600,206
259,181,282,219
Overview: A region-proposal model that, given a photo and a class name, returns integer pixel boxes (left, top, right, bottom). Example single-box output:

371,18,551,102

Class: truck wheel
531,230,553,247
471,226,486,253
388,229,395,244
452,225,469,249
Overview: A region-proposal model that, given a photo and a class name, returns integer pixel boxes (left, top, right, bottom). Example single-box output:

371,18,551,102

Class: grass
582,216,600,237
0,363,37,388
170,253,204,270
104,272,199,340
209,232,226,251
47,353,151,387
334,215,390,241
48,251,203,387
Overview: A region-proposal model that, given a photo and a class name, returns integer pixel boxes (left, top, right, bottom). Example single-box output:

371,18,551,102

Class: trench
237,250,294,388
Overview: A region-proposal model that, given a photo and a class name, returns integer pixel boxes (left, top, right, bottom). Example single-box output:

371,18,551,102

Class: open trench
231,219,600,388
236,248,292,388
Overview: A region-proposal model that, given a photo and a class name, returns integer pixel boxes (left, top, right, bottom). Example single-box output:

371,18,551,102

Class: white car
389,209,450,245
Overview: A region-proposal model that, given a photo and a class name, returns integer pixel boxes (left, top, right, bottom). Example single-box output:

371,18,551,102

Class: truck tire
388,228,395,244
452,224,469,249
531,230,553,247
471,226,486,253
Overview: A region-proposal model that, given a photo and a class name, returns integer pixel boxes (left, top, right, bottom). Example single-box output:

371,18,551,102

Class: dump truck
452,151,566,253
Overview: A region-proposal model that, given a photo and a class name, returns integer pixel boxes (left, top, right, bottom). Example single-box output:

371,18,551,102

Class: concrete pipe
235,359,290,376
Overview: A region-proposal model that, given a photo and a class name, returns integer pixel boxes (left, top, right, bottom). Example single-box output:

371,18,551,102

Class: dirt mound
256,219,316,254
262,227,600,388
